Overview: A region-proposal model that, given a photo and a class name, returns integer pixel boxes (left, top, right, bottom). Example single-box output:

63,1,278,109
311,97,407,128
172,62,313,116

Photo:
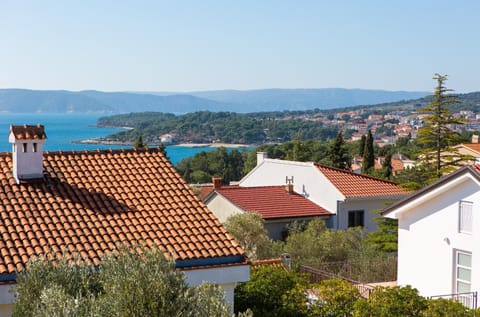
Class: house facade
204,180,331,240
0,125,249,316
383,165,480,301
239,153,408,232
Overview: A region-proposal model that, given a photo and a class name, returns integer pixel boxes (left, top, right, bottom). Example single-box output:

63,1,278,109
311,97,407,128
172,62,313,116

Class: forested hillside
97,111,338,145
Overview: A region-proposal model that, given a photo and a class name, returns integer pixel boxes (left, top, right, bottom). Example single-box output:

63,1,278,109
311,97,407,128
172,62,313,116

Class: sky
1,1,479,93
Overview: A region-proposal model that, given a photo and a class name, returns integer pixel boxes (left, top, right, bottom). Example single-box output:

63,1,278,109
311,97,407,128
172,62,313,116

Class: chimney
212,176,223,189
472,134,479,144
256,152,267,166
8,124,47,184
285,176,294,194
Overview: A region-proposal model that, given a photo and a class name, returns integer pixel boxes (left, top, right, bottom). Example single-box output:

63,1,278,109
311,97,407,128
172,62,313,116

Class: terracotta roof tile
315,164,408,198
10,125,47,140
0,148,245,275
214,185,331,219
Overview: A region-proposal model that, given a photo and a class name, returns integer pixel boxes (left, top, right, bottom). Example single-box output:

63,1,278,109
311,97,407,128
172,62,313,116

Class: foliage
176,147,247,184
361,130,374,174
13,247,233,317
423,298,474,317
365,213,398,253
234,266,309,317
328,130,351,170
381,153,393,179
309,279,361,317
359,134,366,157
224,212,272,260
353,285,428,317
416,74,467,180
133,135,145,149
278,218,365,268
99,111,338,145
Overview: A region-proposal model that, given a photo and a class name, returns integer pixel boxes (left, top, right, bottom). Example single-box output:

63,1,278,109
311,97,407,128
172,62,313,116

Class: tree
309,279,361,317
134,135,145,149
224,212,272,260
359,134,366,157
361,130,374,174
329,130,351,170
353,285,427,317
417,74,466,180
365,210,398,253
234,266,309,317
13,247,233,317
381,153,393,179
423,298,475,317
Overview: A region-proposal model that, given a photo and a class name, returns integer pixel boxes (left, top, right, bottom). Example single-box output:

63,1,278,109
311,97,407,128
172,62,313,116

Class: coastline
75,139,251,149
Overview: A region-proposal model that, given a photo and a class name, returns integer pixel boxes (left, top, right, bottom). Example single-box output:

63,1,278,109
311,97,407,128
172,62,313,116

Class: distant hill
185,88,429,111
0,88,430,113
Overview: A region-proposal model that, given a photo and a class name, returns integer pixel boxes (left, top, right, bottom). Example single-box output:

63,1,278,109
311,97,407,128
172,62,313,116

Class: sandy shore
176,143,251,148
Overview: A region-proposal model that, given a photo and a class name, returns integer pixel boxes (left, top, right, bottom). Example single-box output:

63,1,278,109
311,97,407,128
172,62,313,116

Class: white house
239,153,408,231
204,179,331,240
0,125,249,316
383,165,480,304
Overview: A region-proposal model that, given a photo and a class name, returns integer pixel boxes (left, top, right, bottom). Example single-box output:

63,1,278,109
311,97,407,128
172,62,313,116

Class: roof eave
381,165,480,217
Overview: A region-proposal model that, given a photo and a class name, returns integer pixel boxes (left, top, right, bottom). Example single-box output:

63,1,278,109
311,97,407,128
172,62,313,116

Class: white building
383,165,480,305
239,153,408,231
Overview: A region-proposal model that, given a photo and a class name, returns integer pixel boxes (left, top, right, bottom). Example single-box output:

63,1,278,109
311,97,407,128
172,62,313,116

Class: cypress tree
382,153,393,179
359,135,366,157
362,130,374,174
329,130,350,170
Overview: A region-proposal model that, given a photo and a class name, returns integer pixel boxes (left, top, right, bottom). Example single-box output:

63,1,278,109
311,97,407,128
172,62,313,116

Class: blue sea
0,113,222,165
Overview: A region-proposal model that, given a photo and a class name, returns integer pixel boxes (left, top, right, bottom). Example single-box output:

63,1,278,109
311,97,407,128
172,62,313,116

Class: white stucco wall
338,198,400,231
396,177,480,297
239,160,343,212
184,264,250,312
206,194,245,223
0,284,14,317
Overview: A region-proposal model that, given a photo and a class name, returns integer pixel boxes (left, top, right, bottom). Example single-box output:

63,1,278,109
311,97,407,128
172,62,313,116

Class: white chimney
9,125,47,183
472,134,479,144
257,152,268,166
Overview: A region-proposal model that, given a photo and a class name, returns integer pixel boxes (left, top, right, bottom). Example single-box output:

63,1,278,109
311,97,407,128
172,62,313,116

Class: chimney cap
10,124,47,141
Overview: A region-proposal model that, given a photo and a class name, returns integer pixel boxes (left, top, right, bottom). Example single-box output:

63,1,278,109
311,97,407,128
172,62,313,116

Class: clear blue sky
1,1,479,93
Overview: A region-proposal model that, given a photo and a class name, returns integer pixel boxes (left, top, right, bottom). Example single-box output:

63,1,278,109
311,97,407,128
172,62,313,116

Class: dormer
8,124,47,184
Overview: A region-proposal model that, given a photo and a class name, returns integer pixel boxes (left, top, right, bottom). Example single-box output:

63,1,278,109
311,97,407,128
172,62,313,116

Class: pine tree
329,130,350,170
361,130,374,174
417,74,466,180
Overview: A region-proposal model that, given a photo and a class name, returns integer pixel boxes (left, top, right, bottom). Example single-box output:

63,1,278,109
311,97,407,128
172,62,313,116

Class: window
22,143,27,153
348,210,364,227
459,201,473,234
455,250,472,293
32,143,37,152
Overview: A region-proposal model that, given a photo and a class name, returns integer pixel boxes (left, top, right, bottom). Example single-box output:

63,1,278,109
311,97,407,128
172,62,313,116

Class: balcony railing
429,291,478,310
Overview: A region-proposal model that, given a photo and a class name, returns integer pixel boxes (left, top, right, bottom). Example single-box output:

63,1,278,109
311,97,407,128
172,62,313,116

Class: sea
0,113,222,165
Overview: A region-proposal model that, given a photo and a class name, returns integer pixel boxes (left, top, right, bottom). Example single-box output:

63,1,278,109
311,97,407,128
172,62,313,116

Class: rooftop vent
8,124,47,184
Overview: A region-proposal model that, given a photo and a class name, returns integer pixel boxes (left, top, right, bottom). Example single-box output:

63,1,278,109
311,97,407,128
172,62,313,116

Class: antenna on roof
286,176,294,185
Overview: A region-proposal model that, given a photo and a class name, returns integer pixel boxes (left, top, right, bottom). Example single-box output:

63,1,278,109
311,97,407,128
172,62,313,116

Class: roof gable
0,148,245,276
212,185,331,219
382,165,480,218
315,163,408,198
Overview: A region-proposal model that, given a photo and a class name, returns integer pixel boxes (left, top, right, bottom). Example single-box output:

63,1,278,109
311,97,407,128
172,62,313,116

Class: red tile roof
0,148,245,276
315,164,408,198
251,258,286,271
214,186,331,219
10,125,47,140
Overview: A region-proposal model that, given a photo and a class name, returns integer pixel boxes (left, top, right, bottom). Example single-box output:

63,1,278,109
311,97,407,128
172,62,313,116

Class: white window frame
454,250,472,294
459,201,473,234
